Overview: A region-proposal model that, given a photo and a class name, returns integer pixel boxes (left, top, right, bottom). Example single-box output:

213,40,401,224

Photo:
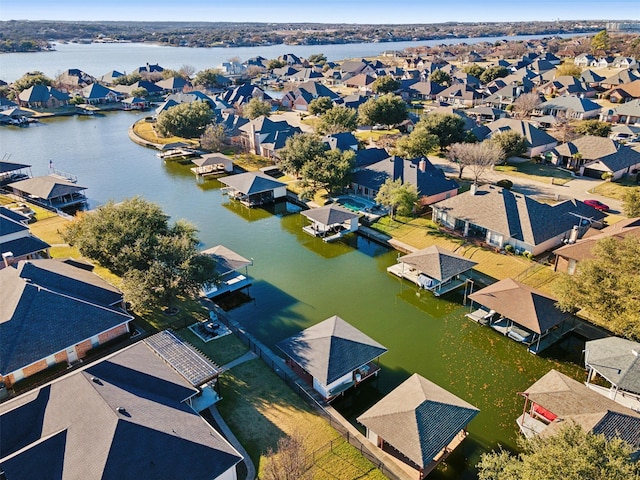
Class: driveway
427,155,624,214
269,111,315,133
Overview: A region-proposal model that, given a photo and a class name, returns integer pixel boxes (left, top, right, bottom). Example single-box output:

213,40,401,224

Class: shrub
496,179,514,190
523,251,533,259
504,244,514,253
601,172,613,181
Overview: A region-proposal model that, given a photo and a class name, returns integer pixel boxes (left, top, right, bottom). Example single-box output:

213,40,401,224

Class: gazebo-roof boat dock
201,245,252,298
0,161,31,186
219,171,287,207
6,175,87,212
387,245,477,296
300,204,359,242
467,278,575,354
190,153,233,178
156,142,199,161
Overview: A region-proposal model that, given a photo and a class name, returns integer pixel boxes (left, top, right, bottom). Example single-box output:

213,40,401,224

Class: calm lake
1,38,584,479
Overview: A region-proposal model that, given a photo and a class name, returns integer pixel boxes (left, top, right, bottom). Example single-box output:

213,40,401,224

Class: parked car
583,199,610,212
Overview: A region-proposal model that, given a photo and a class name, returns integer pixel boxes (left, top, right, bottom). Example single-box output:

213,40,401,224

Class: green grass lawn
217,360,385,480
232,153,275,171
354,128,400,143
494,160,574,185
590,178,640,200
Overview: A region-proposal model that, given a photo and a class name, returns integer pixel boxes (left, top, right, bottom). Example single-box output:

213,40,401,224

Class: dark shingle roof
218,171,286,195
202,244,252,276
585,337,640,395
357,373,479,468
7,175,86,200
277,315,387,385
1,235,50,259
301,204,359,226
0,342,243,480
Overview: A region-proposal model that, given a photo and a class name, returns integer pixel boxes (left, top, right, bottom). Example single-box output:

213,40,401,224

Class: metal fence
214,307,404,480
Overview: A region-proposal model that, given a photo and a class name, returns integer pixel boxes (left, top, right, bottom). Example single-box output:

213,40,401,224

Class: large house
352,156,459,206
431,184,606,256
0,336,243,480
237,116,301,159
549,135,640,179
0,259,133,389
18,85,70,109
0,206,50,269
485,118,557,157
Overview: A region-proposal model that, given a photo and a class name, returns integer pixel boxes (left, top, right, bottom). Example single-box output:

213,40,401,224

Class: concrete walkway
219,350,258,372
208,405,256,480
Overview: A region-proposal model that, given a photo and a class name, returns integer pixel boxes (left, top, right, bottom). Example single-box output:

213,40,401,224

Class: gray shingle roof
0,161,30,174
357,373,479,468
468,278,570,334
432,185,605,247
0,342,243,480
301,204,359,226
487,118,557,148
201,244,252,276
277,315,387,385
398,245,477,281
1,235,50,259
585,337,640,395
7,175,86,200
553,136,640,173
218,171,286,195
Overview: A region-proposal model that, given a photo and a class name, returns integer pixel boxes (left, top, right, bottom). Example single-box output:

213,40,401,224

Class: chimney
470,183,478,195
568,225,579,244
249,122,257,154
418,158,427,172
2,252,14,268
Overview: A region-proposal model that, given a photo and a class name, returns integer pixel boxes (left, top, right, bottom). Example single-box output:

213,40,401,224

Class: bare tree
553,109,578,143
448,141,504,183
261,430,311,480
512,92,541,119
179,64,196,79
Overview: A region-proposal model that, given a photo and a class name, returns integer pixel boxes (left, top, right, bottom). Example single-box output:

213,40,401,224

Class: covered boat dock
301,204,359,242
219,171,287,207
201,245,253,298
190,153,234,178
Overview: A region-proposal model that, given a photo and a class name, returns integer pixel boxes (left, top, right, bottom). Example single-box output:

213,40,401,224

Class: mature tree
375,178,419,219
194,68,224,89
63,197,217,310
556,62,583,78
12,71,53,92
463,64,486,78
372,75,400,94
448,141,504,182
278,133,327,176
199,124,227,152
317,105,358,134
113,72,142,86
156,100,213,138
574,120,611,137
429,69,451,86
393,123,439,159
300,148,354,197
267,58,287,70
591,30,610,53
261,430,311,480
243,97,272,119
489,130,527,161
358,94,407,129
418,113,466,150
130,87,148,98
308,96,333,116
555,236,640,340
307,53,327,65
480,65,510,84
477,423,640,480
513,92,542,119
623,187,640,217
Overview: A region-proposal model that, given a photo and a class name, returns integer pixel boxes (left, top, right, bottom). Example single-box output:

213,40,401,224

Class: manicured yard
132,119,199,146
217,360,386,480
354,128,400,143
494,160,574,185
232,153,275,171
590,178,640,200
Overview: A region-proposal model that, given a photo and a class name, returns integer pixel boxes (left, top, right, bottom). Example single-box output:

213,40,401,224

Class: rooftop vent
117,406,127,415
91,377,103,385
632,349,638,357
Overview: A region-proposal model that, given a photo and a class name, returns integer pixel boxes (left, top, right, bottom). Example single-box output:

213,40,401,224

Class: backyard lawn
354,128,400,143
494,160,574,185
132,119,199,146
591,177,640,200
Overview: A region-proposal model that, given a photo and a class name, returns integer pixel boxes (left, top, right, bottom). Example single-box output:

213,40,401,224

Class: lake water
0,37,584,479
0,33,580,83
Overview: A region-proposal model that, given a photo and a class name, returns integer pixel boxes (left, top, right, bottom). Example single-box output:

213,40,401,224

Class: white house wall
273,186,287,199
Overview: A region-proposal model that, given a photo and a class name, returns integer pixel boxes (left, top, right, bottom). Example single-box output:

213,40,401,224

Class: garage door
583,167,606,179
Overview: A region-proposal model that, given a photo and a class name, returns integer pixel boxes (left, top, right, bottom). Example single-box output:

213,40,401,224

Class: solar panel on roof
144,330,220,387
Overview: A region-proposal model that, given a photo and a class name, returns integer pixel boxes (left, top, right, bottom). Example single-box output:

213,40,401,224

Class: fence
212,305,405,480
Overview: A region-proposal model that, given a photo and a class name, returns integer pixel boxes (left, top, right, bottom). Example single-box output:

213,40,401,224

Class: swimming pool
337,197,367,212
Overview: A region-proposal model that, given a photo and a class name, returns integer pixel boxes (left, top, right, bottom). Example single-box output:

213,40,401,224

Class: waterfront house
0,206,50,269
584,337,640,412
387,245,477,296
516,369,640,457
0,160,31,186
80,83,122,104
57,68,95,88
0,259,133,389
300,204,359,242
277,315,387,402
219,171,287,207
431,184,606,256
357,373,479,478
549,135,640,179
155,76,191,94
468,278,574,353
17,85,70,109
553,217,640,275
0,97,18,111
352,156,459,207
237,116,301,159
7,175,88,211
201,244,252,298
484,118,557,157
97,70,124,85
0,337,243,479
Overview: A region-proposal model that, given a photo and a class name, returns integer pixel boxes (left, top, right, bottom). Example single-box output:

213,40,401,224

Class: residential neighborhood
2,13,640,480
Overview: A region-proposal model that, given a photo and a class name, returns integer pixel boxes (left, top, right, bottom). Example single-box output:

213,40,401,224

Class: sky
2,0,639,24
